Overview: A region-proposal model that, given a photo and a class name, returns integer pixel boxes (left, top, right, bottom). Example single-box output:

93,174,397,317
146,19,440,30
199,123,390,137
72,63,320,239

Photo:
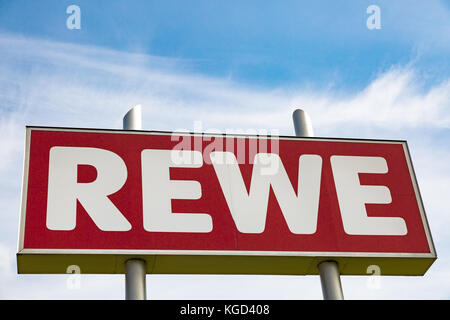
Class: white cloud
0,32,449,299
1,32,449,135
309,69,450,131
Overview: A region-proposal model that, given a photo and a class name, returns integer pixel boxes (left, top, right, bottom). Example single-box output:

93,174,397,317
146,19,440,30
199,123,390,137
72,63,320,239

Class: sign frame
17,126,437,275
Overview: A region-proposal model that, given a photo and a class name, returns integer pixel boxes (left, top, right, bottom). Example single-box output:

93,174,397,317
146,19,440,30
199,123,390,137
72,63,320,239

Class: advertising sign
17,127,436,275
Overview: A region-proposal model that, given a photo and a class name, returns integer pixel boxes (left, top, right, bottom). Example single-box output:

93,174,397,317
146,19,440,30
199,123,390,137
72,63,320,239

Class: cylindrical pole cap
123,105,142,130
292,109,314,137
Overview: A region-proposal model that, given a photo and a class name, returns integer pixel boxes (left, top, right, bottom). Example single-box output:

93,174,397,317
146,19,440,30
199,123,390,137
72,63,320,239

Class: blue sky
0,1,449,299
1,0,449,89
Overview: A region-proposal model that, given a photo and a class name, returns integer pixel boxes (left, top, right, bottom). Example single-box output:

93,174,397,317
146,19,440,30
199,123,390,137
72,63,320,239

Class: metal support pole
123,105,147,300
292,108,344,300
292,109,314,137
123,104,142,131
318,261,344,300
125,259,147,300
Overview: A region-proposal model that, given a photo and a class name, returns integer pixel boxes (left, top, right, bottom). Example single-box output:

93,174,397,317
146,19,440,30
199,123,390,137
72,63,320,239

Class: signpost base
318,261,344,300
125,259,147,300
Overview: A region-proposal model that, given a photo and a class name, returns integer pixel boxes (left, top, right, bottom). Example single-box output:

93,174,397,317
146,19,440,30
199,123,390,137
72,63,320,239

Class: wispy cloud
0,32,449,299
1,31,449,135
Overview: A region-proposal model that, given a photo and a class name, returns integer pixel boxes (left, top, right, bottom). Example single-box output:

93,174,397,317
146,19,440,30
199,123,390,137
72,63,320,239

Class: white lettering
211,152,322,234
46,147,131,231
331,156,407,235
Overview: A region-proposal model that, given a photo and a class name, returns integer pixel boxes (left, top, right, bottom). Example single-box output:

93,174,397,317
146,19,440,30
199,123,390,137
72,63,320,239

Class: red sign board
17,127,436,275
